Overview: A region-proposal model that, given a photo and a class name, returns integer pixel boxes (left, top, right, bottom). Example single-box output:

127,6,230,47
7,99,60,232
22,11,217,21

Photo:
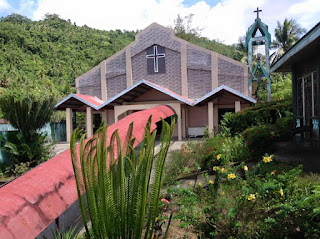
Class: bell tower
245,7,272,101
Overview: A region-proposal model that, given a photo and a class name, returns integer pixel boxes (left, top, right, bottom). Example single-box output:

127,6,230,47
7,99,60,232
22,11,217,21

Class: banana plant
70,116,174,238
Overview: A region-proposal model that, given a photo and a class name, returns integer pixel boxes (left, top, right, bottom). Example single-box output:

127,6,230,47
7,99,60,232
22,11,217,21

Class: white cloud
0,0,10,11
31,0,320,45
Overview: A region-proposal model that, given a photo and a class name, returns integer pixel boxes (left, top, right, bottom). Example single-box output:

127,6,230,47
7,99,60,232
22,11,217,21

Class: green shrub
203,135,251,169
173,155,320,238
274,116,295,141
242,125,275,155
0,95,55,167
0,132,52,165
164,140,206,185
221,99,292,136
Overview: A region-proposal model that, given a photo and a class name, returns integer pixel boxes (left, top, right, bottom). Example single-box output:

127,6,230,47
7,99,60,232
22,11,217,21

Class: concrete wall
77,67,102,99
132,48,182,95
131,26,181,56
188,105,208,127
75,23,249,102
134,89,174,102
187,69,212,99
218,58,245,93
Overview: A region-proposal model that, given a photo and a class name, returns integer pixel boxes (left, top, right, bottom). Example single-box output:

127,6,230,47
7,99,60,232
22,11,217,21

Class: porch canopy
55,93,104,111
194,85,257,106
99,80,194,110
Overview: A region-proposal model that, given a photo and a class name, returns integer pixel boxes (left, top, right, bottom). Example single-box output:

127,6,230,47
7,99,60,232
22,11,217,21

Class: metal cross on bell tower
254,7,262,19
245,7,272,101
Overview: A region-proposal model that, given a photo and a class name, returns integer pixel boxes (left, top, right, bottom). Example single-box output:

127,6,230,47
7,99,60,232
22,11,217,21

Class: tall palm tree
271,18,306,64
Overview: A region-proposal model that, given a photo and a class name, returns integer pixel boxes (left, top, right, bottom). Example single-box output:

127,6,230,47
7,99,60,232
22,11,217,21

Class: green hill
0,13,240,102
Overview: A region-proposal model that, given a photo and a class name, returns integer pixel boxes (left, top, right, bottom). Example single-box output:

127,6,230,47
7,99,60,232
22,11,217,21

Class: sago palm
70,116,174,238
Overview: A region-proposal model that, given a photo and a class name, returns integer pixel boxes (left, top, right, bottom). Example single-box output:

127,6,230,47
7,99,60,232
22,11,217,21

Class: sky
0,0,319,45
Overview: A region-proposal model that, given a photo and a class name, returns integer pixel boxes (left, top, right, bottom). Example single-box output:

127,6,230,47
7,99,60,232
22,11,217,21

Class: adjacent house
271,22,320,142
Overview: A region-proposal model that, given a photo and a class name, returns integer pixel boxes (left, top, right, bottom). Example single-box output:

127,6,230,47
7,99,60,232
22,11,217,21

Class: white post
66,108,73,142
101,110,108,126
235,101,241,113
86,107,93,138
208,102,214,135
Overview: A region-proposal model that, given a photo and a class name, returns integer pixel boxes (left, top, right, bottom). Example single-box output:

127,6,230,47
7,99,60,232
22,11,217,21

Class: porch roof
194,85,257,106
271,22,320,72
55,93,104,111
99,80,194,109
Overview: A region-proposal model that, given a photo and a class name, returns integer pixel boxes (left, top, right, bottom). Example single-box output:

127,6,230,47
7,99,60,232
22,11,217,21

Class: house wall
188,105,208,127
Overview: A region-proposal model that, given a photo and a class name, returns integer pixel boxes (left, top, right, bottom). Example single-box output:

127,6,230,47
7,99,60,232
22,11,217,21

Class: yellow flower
279,188,284,197
221,168,226,173
178,218,181,222
189,182,193,186
243,165,248,171
208,180,214,184
217,154,221,160
213,166,220,171
263,156,273,163
227,173,236,180
270,171,276,175
222,191,225,195
247,194,256,201
198,182,202,187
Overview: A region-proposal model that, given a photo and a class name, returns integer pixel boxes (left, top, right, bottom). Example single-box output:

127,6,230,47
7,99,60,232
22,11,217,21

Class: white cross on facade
146,45,165,73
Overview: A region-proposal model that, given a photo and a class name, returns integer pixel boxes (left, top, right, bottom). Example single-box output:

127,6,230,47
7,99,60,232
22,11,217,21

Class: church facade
56,23,256,141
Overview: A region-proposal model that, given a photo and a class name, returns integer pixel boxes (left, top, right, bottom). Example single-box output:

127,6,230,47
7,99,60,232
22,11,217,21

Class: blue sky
1,0,319,44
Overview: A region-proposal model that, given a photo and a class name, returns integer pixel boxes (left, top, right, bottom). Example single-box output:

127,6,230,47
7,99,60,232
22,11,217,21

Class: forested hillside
0,13,240,102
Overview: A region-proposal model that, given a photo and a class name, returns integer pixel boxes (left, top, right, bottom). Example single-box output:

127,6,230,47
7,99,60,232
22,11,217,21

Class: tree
172,14,203,41
0,94,55,166
271,18,306,63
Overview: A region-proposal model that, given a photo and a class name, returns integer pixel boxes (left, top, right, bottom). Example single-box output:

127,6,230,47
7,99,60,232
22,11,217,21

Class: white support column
114,106,120,123
176,103,182,141
66,108,73,142
208,102,214,135
86,107,93,138
185,108,189,137
213,105,219,135
235,101,241,113
182,107,186,139
101,110,108,126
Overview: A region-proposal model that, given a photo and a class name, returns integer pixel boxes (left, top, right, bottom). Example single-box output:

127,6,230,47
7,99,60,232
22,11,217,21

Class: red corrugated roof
0,105,174,239
74,94,104,107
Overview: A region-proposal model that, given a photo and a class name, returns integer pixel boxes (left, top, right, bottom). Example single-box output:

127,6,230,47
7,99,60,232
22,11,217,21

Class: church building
55,23,256,141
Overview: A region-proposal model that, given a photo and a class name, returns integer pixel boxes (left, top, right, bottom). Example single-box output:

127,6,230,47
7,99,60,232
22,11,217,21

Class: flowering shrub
242,125,275,155
170,155,320,238
203,135,251,168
